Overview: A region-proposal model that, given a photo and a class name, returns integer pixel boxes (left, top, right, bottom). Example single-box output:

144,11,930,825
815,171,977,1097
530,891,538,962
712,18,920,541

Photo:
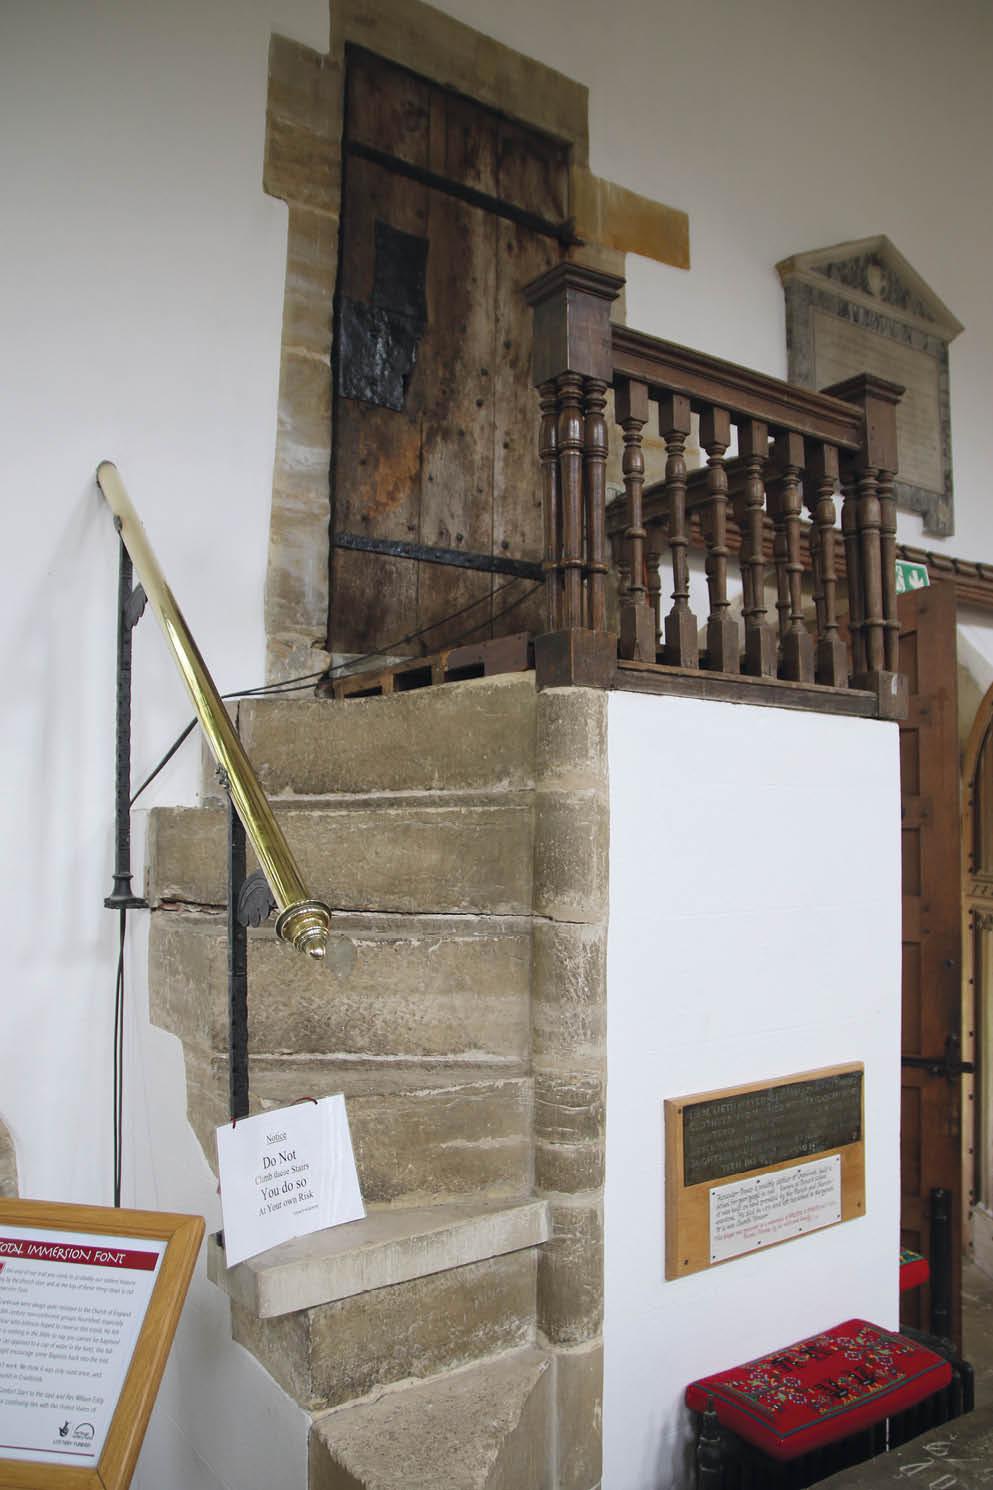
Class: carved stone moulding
778,235,963,537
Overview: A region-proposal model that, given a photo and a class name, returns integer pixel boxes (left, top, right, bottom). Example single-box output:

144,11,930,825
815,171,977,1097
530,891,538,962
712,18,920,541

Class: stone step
232,1246,541,1410
236,672,537,799
150,910,531,1064
183,1057,533,1206
146,795,533,915
309,1348,551,1490
207,1196,550,1318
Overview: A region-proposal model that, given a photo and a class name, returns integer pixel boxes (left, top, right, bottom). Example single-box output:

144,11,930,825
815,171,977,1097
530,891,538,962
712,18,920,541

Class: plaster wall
0,2,989,1487
0,2,329,1486
604,691,902,1489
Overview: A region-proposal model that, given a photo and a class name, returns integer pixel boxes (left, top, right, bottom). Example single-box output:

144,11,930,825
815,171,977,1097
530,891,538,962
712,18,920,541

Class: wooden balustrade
525,263,908,718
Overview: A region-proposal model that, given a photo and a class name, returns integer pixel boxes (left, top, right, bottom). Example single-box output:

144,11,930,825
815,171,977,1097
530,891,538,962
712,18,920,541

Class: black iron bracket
344,138,581,248
105,530,149,911
333,530,543,581
901,1034,975,1081
227,804,277,1123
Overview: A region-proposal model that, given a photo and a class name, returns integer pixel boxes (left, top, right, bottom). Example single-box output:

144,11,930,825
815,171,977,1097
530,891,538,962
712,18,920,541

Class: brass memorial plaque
664,1064,866,1278
682,1070,863,1186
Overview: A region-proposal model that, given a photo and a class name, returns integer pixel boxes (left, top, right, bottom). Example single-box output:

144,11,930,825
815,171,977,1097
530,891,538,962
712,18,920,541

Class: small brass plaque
682,1070,863,1187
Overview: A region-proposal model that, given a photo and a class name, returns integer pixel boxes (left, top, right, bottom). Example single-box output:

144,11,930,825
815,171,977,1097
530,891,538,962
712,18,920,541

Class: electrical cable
129,575,539,805
113,572,540,1204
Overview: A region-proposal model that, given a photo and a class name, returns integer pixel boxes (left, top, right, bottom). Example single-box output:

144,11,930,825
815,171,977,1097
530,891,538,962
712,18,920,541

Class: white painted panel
604,691,902,1490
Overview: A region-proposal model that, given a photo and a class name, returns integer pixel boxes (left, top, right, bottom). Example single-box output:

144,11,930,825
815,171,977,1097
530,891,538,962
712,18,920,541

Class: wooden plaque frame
664,1063,865,1280
0,1198,204,1490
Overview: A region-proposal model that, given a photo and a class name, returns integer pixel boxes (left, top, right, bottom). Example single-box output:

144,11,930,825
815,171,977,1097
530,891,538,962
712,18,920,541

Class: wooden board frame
665,1063,865,1280
0,1198,204,1490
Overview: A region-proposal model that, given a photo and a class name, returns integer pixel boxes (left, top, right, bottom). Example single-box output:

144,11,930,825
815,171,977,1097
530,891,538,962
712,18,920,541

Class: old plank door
328,49,567,657
899,577,963,1345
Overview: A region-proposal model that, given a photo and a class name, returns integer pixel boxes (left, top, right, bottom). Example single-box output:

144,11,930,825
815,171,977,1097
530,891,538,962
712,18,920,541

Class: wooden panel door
329,49,566,657
899,578,963,1344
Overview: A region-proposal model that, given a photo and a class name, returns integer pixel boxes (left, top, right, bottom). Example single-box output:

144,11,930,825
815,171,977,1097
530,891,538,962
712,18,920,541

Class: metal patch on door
338,222,428,412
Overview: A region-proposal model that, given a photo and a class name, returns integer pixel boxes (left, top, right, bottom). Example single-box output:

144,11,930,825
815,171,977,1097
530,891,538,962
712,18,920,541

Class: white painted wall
0,2,329,1486
0,1,988,1486
604,691,902,1490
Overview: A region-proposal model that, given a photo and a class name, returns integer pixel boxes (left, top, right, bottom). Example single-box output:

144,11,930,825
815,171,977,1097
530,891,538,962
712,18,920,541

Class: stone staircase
145,672,608,1490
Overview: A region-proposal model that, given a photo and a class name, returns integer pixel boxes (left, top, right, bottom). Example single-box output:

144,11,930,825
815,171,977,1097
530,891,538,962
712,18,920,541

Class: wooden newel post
525,263,625,687
824,373,908,720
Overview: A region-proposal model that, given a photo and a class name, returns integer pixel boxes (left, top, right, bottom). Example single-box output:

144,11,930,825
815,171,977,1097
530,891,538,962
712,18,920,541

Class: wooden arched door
963,675,993,1277
898,580,963,1345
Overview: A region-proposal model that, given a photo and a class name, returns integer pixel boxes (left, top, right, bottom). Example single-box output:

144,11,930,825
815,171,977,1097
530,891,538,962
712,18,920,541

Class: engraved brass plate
682,1070,863,1187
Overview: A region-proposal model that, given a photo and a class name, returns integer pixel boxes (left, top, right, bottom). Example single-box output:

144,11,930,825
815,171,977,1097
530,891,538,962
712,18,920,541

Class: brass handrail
97,461,332,960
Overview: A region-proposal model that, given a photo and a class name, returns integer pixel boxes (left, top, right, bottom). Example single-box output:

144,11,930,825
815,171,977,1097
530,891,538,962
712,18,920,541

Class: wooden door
328,49,567,657
898,578,963,1345
962,687,993,1275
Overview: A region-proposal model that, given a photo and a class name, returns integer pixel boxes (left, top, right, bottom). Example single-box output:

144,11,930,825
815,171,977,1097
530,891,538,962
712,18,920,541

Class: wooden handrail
525,262,908,718
610,326,864,450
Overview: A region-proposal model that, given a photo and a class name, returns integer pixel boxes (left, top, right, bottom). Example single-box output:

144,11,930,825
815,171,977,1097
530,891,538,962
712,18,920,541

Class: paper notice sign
0,1225,166,1465
217,1097,364,1267
709,1154,842,1264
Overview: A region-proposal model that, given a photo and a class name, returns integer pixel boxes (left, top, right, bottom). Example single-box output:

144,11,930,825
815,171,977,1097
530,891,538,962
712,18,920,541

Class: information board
665,1064,865,1280
0,1199,203,1489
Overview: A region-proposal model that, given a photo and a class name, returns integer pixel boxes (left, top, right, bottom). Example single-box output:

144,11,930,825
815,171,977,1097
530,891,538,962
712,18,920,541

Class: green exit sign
895,560,930,594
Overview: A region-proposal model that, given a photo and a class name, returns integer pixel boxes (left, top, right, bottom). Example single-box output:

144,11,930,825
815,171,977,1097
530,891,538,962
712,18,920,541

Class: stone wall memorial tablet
778,236,962,536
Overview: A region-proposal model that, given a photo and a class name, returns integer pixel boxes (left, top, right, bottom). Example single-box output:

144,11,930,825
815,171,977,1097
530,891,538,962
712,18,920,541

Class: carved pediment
778,235,962,535
777,235,963,341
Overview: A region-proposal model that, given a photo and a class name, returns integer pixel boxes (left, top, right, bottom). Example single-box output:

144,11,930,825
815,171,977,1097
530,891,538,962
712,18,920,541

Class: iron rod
227,799,250,1123
105,533,147,911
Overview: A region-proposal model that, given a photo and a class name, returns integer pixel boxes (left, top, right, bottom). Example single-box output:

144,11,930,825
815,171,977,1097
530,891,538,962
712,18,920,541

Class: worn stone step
149,910,531,1064
309,1348,550,1490
183,1057,533,1206
232,1246,540,1411
237,672,537,799
146,796,533,915
208,1196,550,1318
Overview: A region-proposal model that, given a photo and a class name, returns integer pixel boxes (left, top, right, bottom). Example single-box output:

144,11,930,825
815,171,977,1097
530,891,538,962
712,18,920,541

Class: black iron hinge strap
334,531,543,580
345,139,581,248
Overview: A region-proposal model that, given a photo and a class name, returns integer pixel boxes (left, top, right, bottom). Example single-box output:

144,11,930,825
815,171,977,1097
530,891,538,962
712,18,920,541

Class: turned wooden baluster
841,473,866,677
645,523,665,649
660,394,698,668
735,420,777,677
613,531,631,602
557,372,586,631
584,376,609,634
538,380,561,632
700,406,738,673
615,378,655,661
804,441,848,687
878,462,899,673
825,372,905,715
767,476,790,647
773,430,814,683
856,460,885,676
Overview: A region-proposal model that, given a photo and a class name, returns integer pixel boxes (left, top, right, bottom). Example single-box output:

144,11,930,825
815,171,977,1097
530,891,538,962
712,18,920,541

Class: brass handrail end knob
275,901,333,960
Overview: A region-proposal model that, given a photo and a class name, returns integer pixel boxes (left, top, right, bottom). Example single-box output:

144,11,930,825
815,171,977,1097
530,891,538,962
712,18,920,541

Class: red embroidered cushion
899,1247,930,1292
685,1318,951,1461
